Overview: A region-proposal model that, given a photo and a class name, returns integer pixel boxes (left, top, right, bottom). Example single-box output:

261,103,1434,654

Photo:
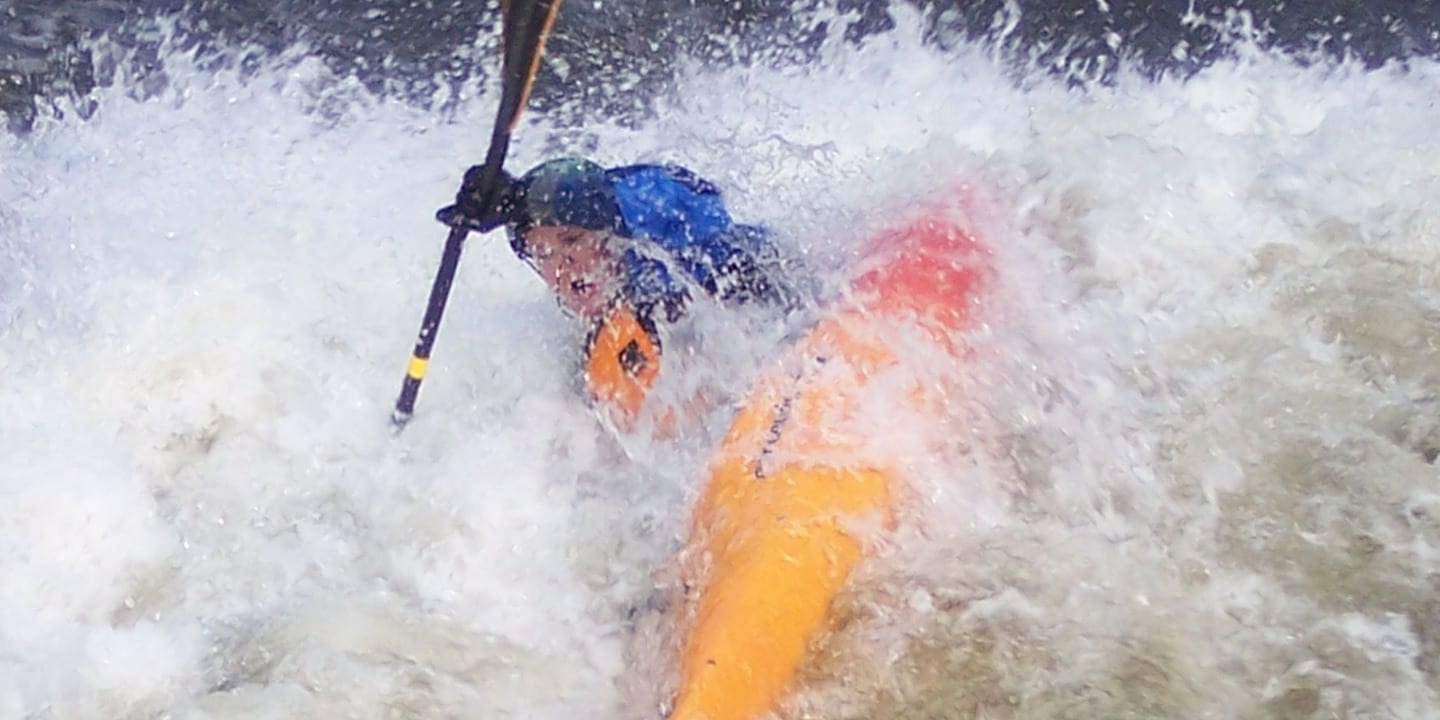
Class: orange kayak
667,197,989,720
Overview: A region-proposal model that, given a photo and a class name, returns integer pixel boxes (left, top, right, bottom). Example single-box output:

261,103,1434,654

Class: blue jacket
603,164,796,323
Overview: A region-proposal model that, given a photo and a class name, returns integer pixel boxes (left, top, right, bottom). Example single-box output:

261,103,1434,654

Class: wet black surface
2,0,1438,133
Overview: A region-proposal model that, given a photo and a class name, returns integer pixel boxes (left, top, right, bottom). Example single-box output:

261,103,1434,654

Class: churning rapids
2,4,1438,718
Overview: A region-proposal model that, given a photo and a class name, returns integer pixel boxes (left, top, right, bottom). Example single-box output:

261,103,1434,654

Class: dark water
3,0,1439,133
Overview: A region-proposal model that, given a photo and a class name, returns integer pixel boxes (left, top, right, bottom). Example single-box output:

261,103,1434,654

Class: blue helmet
508,158,624,258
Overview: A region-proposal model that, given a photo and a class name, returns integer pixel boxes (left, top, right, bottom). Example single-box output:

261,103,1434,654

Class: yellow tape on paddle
406,355,429,381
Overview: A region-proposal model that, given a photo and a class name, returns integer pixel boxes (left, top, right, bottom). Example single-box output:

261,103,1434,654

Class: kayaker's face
524,225,621,321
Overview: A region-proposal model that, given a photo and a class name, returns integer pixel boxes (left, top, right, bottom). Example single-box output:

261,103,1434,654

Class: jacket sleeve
607,165,802,315
706,223,803,310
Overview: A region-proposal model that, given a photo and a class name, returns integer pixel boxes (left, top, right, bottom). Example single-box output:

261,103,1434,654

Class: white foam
3,9,1439,719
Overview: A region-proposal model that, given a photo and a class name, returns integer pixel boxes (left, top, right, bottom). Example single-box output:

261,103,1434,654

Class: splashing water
2,7,1438,719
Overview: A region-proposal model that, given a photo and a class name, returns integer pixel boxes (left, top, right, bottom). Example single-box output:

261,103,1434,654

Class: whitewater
2,8,1438,719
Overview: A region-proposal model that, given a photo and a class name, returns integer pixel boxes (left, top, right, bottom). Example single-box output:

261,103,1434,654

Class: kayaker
444,157,804,429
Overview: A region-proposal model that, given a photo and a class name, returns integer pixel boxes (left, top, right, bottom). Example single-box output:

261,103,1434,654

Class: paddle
391,0,563,429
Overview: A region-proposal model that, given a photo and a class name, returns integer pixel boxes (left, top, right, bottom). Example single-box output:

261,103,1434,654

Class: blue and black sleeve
608,164,801,320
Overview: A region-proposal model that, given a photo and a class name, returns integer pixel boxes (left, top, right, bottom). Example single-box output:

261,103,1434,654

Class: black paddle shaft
392,224,468,426
391,0,562,428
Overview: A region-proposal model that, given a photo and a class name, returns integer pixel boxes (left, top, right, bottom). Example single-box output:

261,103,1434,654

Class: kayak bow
669,196,989,720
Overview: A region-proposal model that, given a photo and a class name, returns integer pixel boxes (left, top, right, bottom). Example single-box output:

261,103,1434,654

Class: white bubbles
0,429,173,629
4,9,1440,720
0,424,203,719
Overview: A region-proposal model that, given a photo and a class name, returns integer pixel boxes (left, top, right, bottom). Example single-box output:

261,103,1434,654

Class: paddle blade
472,0,563,197
499,0,563,132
